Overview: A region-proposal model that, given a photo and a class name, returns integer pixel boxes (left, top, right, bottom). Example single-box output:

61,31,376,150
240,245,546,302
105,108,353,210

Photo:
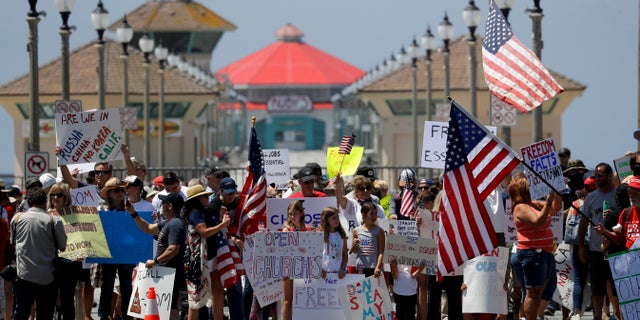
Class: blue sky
0,0,637,174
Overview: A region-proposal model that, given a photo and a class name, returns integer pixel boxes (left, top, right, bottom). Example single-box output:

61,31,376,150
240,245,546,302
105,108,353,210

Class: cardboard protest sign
520,138,565,200
52,206,111,260
242,232,283,307
57,162,95,180
267,197,335,231
128,263,176,320
326,146,364,178
504,199,516,243
71,185,101,207
86,211,153,264
383,234,438,271
390,220,418,237
55,109,124,165
462,247,509,315
339,276,395,320
293,274,364,320
553,243,574,309
614,156,633,182
421,121,496,169
417,208,439,240
262,149,290,189
609,249,640,319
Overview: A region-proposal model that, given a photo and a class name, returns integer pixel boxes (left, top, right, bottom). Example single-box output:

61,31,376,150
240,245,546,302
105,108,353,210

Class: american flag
482,0,563,113
215,227,245,288
338,134,356,155
438,101,520,275
399,172,414,218
233,126,267,238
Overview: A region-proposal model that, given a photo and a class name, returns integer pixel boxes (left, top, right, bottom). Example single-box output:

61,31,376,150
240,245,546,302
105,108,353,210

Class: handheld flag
482,0,563,113
339,133,356,155
438,100,520,276
399,171,415,218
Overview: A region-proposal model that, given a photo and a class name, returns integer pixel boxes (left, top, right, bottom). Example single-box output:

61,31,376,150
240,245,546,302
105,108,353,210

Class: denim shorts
516,249,554,289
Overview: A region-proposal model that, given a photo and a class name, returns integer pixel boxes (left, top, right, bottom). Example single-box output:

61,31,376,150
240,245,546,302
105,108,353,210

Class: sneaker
569,312,583,320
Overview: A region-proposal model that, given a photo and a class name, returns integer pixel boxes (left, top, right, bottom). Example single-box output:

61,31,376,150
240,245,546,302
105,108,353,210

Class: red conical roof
216,23,364,85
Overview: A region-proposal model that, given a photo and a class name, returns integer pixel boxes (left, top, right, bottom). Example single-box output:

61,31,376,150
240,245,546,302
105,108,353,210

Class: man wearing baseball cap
289,167,326,198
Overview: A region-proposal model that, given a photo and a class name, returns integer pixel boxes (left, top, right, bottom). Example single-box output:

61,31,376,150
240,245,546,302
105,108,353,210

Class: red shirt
288,190,326,198
618,206,640,249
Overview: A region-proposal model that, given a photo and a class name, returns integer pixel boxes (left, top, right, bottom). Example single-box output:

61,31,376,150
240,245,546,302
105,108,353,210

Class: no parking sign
25,152,49,177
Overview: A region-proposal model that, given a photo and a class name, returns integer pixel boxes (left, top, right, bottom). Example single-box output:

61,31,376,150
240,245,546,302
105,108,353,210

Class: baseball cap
558,148,571,158
296,167,315,183
203,166,230,178
584,176,597,192
124,175,144,187
25,177,43,190
305,163,323,177
629,175,640,189
356,166,376,182
39,173,62,190
152,175,164,186
219,177,237,194
158,192,184,213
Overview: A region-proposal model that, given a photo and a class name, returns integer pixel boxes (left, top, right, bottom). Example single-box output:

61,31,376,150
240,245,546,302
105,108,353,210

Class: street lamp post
155,43,168,168
438,13,454,99
27,0,43,152
408,38,419,166
495,0,515,146
55,0,76,101
421,26,437,179
529,0,544,142
139,32,155,169
116,14,133,145
463,1,481,117
91,0,109,110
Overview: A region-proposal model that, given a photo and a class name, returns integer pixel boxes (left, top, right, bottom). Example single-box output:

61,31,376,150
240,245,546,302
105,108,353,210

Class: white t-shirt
322,231,344,273
393,264,417,296
151,186,188,212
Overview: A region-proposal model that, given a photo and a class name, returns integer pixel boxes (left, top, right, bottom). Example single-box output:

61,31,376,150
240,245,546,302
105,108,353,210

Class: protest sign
520,138,565,200
609,249,640,319
262,149,290,189
504,199,517,243
71,185,101,207
390,220,418,237
128,263,176,320
339,276,395,320
293,274,364,320
462,247,509,315
485,189,506,233
55,109,124,165
553,243,574,309
614,156,633,182
417,208,439,240
52,206,111,260
242,232,283,307
421,121,496,169
57,162,95,180
267,197,335,231
383,234,438,271
326,146,364,178
86,211,153,264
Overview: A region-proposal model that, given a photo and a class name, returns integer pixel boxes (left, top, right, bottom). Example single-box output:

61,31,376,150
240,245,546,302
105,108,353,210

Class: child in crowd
390,259,424,320
281,200,310,320
350,202,385,277
320,207,348,279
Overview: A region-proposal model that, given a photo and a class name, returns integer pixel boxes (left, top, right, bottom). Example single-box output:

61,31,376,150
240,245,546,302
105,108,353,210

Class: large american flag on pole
482,0,563,113
400,172,414,218
438,101,520,275
233,125,267,238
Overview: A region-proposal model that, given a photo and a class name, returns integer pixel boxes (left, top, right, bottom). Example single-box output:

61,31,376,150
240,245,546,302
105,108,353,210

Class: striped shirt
514,204,554,253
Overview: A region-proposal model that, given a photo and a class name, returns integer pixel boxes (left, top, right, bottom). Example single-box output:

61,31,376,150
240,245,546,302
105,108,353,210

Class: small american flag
438,101,520,275
338,134,356,155
215,226,245,288
399,172,414,218
482,0,563,113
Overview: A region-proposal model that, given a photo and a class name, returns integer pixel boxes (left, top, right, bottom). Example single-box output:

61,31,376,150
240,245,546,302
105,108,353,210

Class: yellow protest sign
326,146,364,178
52,206,112,260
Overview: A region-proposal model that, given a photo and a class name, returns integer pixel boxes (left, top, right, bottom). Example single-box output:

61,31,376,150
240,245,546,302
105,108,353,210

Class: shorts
589,251,616,296
516,249,554,289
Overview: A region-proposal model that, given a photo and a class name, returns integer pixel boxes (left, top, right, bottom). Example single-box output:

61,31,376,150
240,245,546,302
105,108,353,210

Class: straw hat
99,177,129,199
186,184,213,202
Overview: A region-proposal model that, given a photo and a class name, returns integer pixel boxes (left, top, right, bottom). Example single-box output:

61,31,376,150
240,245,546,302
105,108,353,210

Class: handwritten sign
504,201,562,244
609,249,640,319
614,156,633,182
553,243,574,309
86,211,153,264
417,208,439,240
326,147,364,178
421,121,496,169
383,234,438,270
262,149,290,189
242,232,283,307
390,220,418,237
52,206,111,260
71,185,101,206
462,247,509,315
293,274,364,320
127,263,176,320
55,109,124,165
267,197,334,231
520,138,565,200
339,276,395,320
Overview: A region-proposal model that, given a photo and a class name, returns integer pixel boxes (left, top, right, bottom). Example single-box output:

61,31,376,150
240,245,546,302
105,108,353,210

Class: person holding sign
281,200,312,320
508,178,562,320
319,207,348,279
127,192,186,320
350,202,385,278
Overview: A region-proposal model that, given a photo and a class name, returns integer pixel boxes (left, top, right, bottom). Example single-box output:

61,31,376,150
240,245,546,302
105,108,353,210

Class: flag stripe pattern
338,134,356,155
215,228,245,288
400,173,414,218
438,101,520,275
482,0,563,113
234,126,267,238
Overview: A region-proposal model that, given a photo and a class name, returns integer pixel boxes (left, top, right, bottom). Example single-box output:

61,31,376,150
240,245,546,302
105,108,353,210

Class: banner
326,146,364,178
462,247,509,314
609,249,640,319
339,276,395,320
293,274,364,320
86,211,153,264
262,149,290,189
71,185,101,207
520,138,565,200
553,243,574,309
128,263,176,320
52,206,111,260
421,121,496,169
383,234,438,271
55,109,124,165
267,197,335,231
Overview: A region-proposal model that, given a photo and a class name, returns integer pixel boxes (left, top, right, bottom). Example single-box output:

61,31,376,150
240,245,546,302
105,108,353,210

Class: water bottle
603,200,610,215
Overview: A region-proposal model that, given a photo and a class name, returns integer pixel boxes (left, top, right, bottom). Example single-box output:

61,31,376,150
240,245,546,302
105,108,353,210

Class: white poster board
390,220,418,237
55,109,124,165
609,249,640,319
421,121,496,169
71,185,101,206
614,156,633,182
520,138,565,200
553,243,574,309
262,149,290,189
292,274,364,320
267,197,335,230
462,247,509,314
339,276,395,320
417,208,439,240
127,263,176,320
242,232,283,307
383,234,438,270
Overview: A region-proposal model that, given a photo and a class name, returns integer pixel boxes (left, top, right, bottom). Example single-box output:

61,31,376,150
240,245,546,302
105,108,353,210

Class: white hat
39,173,61,190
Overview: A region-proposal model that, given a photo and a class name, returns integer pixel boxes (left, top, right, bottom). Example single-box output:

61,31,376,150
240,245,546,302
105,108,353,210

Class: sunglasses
163,178,177,185
419,186,429,190
95,170,112,176
50,193,64,198
111,188,125,194
303,180,315,185
358,186,372,192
